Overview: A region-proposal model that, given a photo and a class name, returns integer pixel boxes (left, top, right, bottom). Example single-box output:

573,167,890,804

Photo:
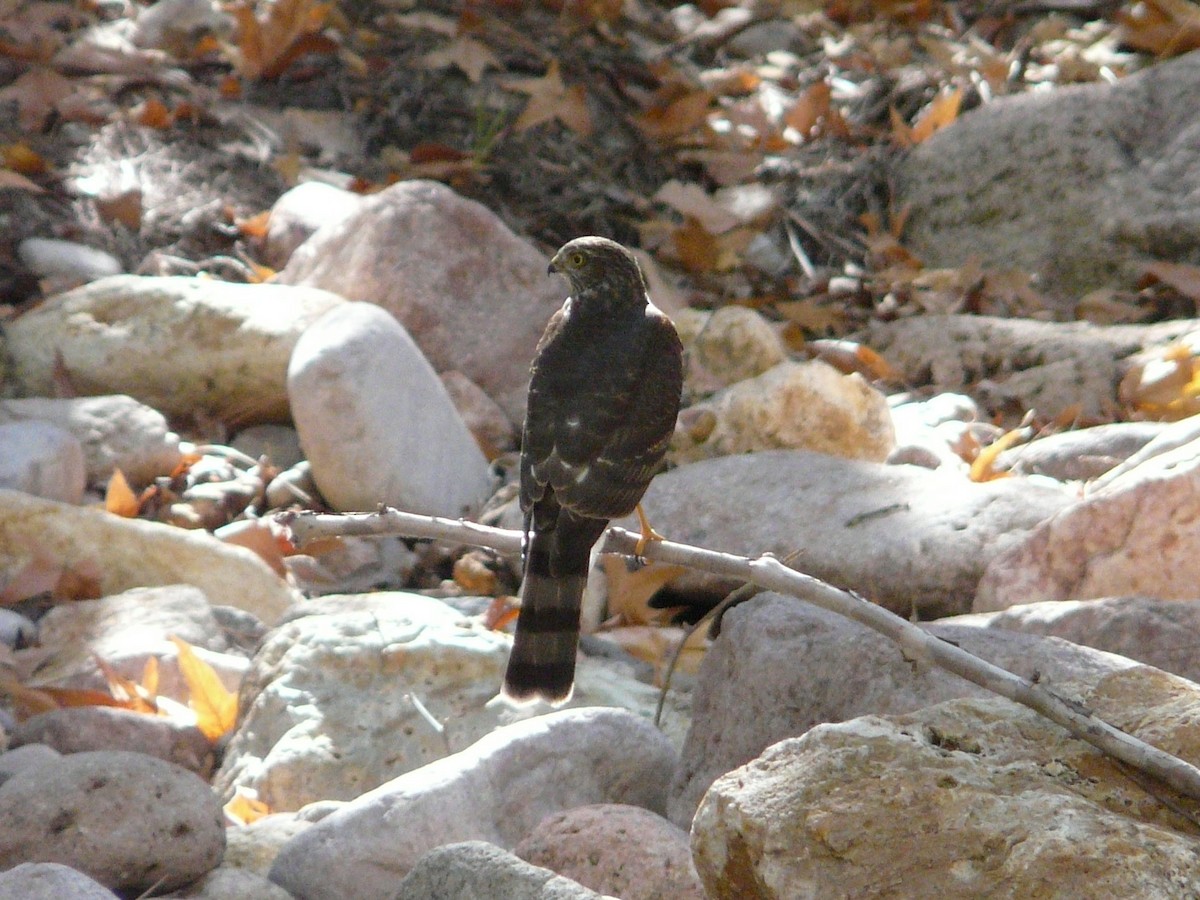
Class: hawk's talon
634,503,664,558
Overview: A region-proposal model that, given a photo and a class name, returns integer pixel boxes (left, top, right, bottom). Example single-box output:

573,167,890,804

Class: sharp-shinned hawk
502,236,684,704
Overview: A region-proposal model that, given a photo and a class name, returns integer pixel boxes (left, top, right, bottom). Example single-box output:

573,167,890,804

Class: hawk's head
548,236,647,309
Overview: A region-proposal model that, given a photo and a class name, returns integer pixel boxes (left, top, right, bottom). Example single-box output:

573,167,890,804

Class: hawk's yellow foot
634,502,665,557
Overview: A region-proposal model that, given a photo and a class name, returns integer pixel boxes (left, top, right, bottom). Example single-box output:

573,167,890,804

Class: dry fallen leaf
2,141,49,174
95,188,143,230
0,170,45,192
1119,343,1200,420
600,557,689,627
671,216,721,273
170,636,237,740
92,653,159,714
133,97,172,129
483,595,520,631
654,180,741,235
1141,260,1200,303
105,468,140,518
861,208,922,271
1117,0,1200,56
452,551,498,595
503,60,593,137
805,339,900,382
0,549,102,606
892,86,963,147
782,80,849,141
969,427,1030,482
599,625,709,682
421,35,499,83
225,786,272,825
228,0,336,81
214,518,291,576
634,87,713,142
0,67,78,131
776,299,848,335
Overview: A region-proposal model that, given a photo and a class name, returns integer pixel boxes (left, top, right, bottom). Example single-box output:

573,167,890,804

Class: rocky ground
5,0,1200,897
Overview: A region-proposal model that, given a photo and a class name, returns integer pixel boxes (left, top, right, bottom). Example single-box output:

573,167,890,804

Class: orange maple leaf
228,0,336,81
170,636,238,740
225,786,272,825
892,87,963,147
105,468,140,518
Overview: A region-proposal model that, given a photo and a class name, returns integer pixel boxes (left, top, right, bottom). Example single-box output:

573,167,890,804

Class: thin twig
280,508,1200,803
654,581,756,728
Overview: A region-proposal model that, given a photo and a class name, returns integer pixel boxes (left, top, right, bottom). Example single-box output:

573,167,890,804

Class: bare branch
285,507,523,555
280,507,1200,803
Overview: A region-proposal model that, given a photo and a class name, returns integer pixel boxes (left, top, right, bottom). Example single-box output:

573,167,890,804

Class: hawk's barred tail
502,570,585,704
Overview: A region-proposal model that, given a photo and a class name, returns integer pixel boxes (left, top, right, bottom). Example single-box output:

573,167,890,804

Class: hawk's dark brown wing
520,302,683,521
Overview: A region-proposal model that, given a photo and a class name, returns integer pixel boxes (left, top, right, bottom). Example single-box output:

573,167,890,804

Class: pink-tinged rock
278,179,565,424
440,370,517,459
975,425,1200,611
516,804,705,900
0,751,224,894
11,706,213,776
951,596,1200,684
264,182,366,270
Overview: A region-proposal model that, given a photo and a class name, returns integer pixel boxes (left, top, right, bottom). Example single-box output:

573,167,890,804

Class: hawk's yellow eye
569,252,586,268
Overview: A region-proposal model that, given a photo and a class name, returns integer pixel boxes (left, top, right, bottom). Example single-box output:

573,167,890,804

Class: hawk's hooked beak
547,254,561,277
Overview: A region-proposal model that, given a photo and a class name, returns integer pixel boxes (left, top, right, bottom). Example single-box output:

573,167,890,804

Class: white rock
951,596,1200,684
894,51,1200,296
0,490,297,624
11,707,212,776
6,276,345,425
224,813,312,876
267,707,677,899
0,751,224,894
287,302,491,515
0,421,85,503
264,460,318,509
515,804,705,900
671,360,895,464
0,395,181,487
889,391,980,430
0,609,35,649
440,369,517,458
887,393,994,472
17,238,121,282
995,421,1167,481
133,0,232,53
215,593,686,812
